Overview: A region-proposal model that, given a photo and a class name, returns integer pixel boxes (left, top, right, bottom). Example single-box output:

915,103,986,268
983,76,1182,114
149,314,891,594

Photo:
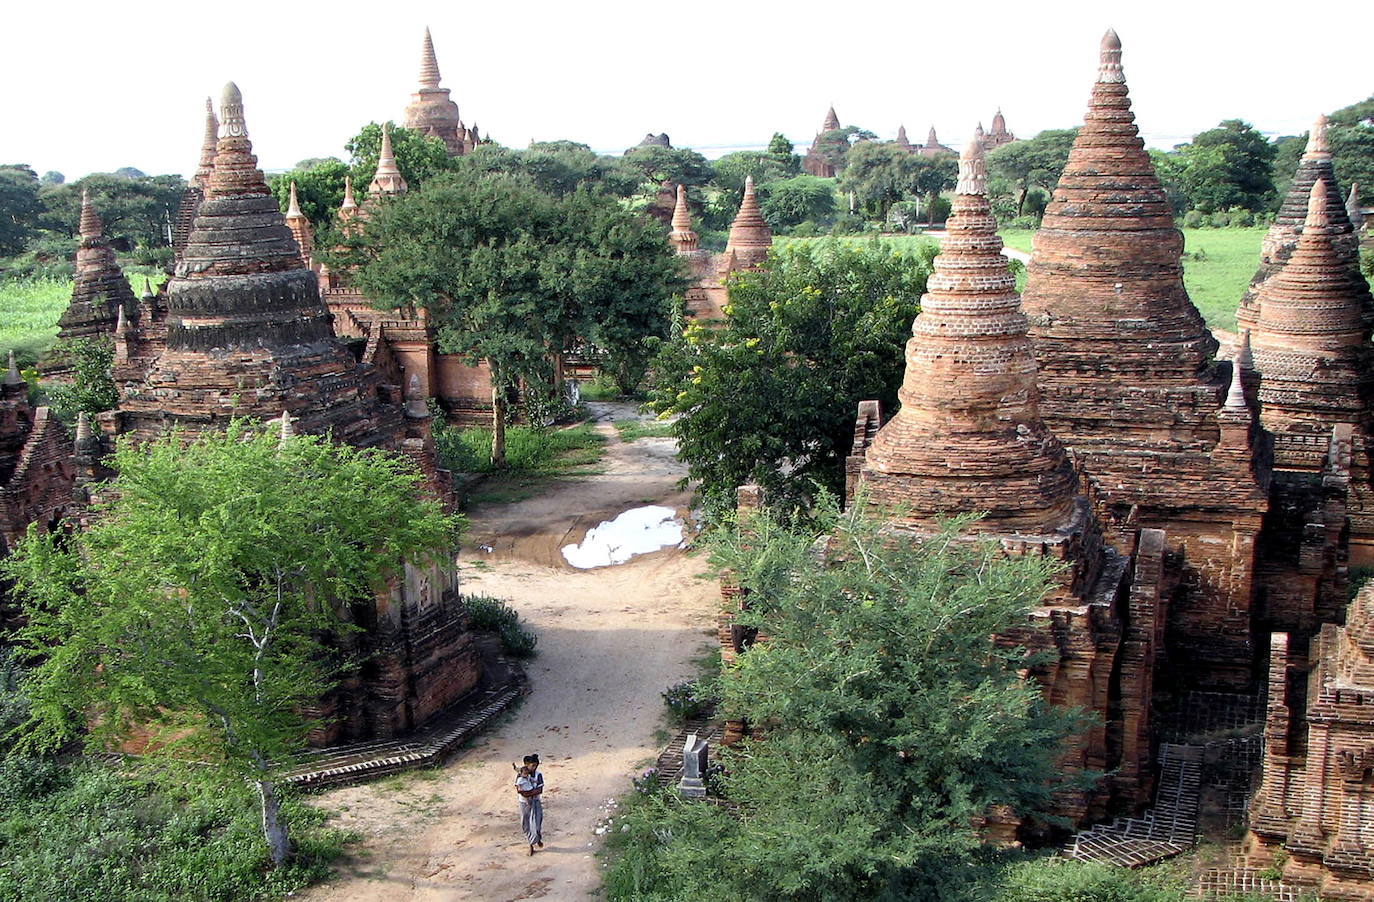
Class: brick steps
1067,743,1202,867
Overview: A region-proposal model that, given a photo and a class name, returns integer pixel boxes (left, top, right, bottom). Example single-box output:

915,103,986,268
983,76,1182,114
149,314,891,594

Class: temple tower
367,124,409,199
116,82,404,448
668,184,698,255
983,108,1016,150
1252,180,1374,564
1021,30,1267,688
46,191,137,371
803,107,841,177
1238,117,1365,332
724,176,772,269
403,28,472,156
918,125,953,158
895,124,912,152
859,138,1081,538
852,137,1150,824
283,181,314,270
172,99,219,262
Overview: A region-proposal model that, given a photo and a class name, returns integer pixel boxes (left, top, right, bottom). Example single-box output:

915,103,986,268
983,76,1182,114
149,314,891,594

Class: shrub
988,856,1186,901
463,594,538,657
661,680,715,722
1183,209,1205,228
1208,210,1232,228
1227,207,1255,228
1005,214,1043,230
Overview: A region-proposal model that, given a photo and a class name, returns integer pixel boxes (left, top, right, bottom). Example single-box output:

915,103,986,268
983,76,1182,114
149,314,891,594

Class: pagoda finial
956,135,987,196
1098,28,1125,84
75,411,92,445
669,183,699,255
927,125,939,146
419,27,442,90
1306,179,1332,230
1224,363,1247,411
1305,115,1330,158
196,97,219,187
368,124,409,197
341,176,358,214
79,190,101,239
4,351,22,386
219,82,247,139
287,181,303,218
1236,328,1253,372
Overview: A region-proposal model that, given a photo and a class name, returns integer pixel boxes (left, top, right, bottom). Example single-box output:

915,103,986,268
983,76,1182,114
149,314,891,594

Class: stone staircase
284,679,525,789
1191,865,1300,901
1066,743,1203,867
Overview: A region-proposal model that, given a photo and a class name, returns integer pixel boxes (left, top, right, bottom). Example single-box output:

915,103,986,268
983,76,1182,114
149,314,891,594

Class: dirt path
301,403,717,902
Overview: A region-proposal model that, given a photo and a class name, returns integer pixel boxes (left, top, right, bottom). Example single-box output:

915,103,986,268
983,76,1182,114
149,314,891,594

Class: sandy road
300,403,717,902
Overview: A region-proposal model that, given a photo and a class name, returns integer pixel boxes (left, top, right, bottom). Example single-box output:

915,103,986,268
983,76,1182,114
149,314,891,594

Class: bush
1183,209,1205,228
463,594,538,657
925,194,953,224
987,856,1186,902
0,763,353,902
1227,207,1255,228
661,680,716,722
1005,214,1043,231
1208,210,1232,228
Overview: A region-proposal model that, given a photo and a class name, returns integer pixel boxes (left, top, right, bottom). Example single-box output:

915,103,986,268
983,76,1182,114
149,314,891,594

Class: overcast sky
4,0,1371,180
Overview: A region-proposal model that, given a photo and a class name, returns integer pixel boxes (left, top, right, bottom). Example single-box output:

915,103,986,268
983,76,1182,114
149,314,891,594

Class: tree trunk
256,778,291,867
491,385,507,469
1016,184,1028,216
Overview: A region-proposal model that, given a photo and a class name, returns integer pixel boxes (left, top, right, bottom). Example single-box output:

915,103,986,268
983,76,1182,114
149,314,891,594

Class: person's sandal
536,841,543,848
529,844,536,856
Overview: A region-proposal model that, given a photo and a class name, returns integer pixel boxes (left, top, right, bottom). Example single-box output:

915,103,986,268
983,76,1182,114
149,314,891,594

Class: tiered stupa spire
1252,180,1374,450
895,125,912,151
859,137,1080,535
668,184,698,255
368,124,409,198
1238,115,1364,331
822,105,840,131
117,82,403,447
284,181,314,266
51,190,136,354
172,99,221,261
196,98,219,190
1021,28,1220,446
724,176,772,268
338,175,359,226
403,28,471,156
1019,29,1268,686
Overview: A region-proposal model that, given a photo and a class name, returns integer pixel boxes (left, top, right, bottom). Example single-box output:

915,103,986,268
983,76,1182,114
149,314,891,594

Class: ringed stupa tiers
114,82,403,448
724,176,772,269
403,27,476,156
858,138,1080,538
1020,29,1268,689
1237,116,1366,333
50,191,137,359
1251,180,1374,560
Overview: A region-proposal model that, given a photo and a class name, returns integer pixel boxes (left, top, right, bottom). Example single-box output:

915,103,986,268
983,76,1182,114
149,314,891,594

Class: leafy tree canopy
758,175,837,230
603,499,1087,901
651,239,934,519
0,165,42,256
986,128,1078,216
838,143,957,221
268,158,349,230
4,424,459,865
344,169,684,463
1173,119,1277,213
37,172,186,248
345,122,455,194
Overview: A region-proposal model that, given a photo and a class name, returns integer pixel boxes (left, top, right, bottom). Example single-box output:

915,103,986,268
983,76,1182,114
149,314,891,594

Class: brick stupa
1238,116,1366,333
724,176,772,269
1252,180,1374,560
116,82,404,448
47,191,137,371
283,181,314,269
1020,29,1268,688
668,183,698,254
852,137,1151,825
403,28,474,156
172,98,219,262
859,138,1081,538
367,123,409,199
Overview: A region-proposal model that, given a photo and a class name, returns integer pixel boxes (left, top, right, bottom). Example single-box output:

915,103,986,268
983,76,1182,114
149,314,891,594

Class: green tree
767,132,796,156
44,337,117,421
1174,119,1277,213
4,424,458,867
1331,124,1374,208
345,122,454,193
808,126,876,176
758,175,836,229
0,165,42,255
346,170,682,464
838,141,920,219
711,150,799,206
604,499,1086,900
651,239,933,518
987,128,1078,216
37,173,186,248
268,158,350,230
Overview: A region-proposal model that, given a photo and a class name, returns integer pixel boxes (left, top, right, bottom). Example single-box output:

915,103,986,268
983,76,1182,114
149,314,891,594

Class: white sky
3,0,1371,180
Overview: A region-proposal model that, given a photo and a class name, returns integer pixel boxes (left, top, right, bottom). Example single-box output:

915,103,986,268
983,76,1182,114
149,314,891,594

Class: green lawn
0,278,68,367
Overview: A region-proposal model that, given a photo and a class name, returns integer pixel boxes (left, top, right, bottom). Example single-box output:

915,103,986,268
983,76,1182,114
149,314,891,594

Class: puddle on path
561,505,686,569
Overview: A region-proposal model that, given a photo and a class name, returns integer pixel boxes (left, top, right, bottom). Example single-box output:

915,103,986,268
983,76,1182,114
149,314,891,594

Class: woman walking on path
516,754,544,855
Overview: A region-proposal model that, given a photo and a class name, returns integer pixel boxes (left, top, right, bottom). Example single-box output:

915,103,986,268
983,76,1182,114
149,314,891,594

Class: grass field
0,266,165,368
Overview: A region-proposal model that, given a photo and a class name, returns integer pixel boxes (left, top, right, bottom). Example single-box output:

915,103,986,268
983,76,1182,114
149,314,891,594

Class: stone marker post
678,732,708,799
